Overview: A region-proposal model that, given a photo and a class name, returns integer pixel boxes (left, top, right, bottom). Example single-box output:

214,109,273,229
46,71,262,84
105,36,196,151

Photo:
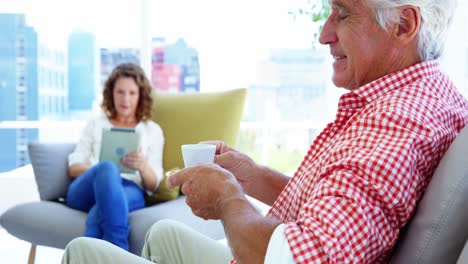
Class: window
0,0,467,173
184,76,197,85
168,76,178,84
17,37,25,57
16,61,26,87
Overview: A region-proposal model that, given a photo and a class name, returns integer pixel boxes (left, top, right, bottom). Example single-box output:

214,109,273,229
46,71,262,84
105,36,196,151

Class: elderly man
62,0,468,263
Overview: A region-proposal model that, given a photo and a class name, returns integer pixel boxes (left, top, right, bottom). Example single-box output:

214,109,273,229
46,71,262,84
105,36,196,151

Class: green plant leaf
288,0,331,47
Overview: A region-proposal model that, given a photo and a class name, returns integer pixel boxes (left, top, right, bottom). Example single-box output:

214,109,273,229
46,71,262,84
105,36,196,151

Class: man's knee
65,237,95,252
62,237,96,264
145,219,181,244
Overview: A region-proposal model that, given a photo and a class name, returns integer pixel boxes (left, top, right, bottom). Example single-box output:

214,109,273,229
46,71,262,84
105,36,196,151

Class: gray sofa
0,89,247,263
6,125,468,264
0,145,225,255
389,124,468,263
3,89,468,263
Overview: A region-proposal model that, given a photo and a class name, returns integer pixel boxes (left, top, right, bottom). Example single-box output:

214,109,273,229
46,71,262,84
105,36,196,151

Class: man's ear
395,5,420,45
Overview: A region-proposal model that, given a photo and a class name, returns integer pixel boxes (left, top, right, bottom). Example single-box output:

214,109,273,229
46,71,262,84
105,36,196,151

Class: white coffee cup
181,144,216,168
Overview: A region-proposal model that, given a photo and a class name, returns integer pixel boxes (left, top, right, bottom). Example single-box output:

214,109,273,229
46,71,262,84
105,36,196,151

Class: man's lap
62,237,152,264
62,220,232,264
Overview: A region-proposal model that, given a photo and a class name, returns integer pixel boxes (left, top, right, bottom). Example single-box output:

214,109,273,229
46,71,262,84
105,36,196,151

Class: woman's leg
67,162,117,240
84,205,103,238
142,220,232,264
67,161,144,250
66,164,101,212
123,179,145,212
119,179,145,252
99,178,145,250
92,161,131,250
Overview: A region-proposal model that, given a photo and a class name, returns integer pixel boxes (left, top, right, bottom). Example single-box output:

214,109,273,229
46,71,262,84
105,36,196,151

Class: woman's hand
121,149,146,171
124,149,159,191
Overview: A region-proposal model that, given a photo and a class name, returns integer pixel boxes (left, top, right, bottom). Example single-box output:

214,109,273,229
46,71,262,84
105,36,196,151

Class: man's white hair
369,0,457,61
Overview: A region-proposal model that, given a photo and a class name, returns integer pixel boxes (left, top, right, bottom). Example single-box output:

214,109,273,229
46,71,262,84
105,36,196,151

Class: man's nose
319,16,337,45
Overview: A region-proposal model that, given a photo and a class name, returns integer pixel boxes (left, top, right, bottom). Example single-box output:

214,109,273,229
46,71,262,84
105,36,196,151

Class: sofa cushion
149,88,246,203
390,125,468,263
129,196,225,254
28,143,76,201
152,88,246,172
147,168,181,204
0,201,86,249
0,197,225,255
26,89,246,204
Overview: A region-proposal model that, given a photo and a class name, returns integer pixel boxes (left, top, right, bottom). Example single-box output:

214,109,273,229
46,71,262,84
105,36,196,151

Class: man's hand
201,141,259,194
166,163,246,220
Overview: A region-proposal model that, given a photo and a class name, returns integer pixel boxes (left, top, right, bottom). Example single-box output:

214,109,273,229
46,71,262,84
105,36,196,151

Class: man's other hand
201,140,259,194
166,164,245,220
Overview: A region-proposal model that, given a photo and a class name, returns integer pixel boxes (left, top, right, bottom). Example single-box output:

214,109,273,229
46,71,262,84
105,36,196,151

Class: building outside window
0,0,467,173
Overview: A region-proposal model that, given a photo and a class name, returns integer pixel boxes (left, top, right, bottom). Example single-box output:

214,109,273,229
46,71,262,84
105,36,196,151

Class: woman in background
66,63,164,251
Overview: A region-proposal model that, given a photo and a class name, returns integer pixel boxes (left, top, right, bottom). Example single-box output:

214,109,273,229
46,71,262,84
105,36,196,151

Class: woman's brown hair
101,63,153,121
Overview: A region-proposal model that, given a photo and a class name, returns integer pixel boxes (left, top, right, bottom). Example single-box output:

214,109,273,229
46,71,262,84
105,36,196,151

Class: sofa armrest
28,143,76,201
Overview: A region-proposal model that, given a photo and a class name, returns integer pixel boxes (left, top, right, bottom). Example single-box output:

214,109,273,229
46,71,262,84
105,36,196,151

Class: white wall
441,0,468,97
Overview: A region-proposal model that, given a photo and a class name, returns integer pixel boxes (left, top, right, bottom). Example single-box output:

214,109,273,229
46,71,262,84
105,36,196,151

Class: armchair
0,88,246,263
4,87,468,263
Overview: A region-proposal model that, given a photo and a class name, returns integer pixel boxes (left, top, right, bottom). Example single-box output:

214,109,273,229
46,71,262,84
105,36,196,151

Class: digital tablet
99,127,140,174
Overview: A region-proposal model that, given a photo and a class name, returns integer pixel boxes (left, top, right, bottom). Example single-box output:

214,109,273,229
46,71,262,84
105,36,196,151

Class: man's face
319,0,397,90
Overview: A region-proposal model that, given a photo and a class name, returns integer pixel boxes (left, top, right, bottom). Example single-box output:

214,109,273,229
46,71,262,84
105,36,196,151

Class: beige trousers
61,219,232,264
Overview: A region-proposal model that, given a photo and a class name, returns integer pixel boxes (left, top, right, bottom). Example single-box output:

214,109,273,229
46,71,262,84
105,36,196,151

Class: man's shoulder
377,72,462,107
367,74,468,127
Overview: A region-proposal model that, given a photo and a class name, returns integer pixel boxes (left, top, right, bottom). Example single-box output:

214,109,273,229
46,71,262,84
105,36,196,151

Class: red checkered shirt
231,61,468,263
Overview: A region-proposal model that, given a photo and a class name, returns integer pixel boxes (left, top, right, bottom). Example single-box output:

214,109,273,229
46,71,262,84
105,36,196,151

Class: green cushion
147,88,247,203
153,88,247,171
147,167,182,204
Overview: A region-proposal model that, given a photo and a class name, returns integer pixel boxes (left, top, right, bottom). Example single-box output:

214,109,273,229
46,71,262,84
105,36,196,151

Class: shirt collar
338,60,441,110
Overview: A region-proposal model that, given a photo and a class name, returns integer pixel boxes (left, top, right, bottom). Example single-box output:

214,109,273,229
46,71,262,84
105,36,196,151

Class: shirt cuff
264,223,295,264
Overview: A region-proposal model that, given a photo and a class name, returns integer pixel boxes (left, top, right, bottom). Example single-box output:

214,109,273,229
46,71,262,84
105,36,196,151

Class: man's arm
245,165,291,206
167,164,284,263
219,196,283,264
